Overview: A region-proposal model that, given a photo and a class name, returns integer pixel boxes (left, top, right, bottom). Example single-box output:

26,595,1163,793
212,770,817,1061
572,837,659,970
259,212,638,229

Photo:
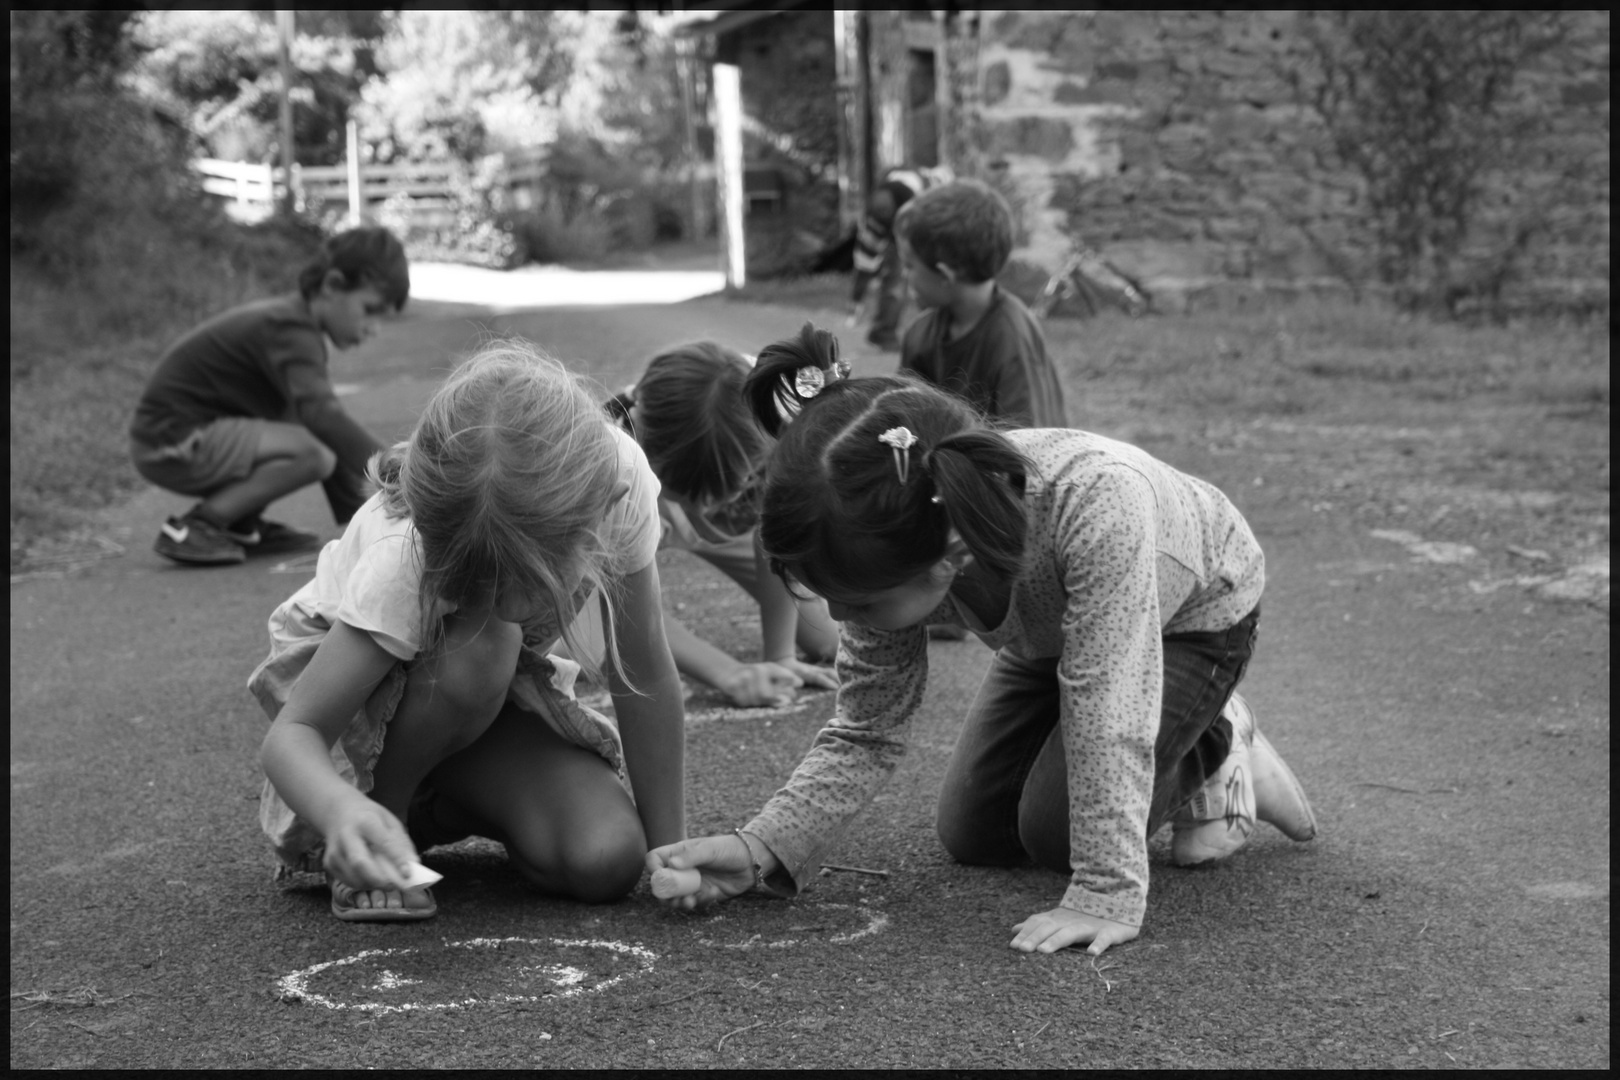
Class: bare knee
275,433,335,482
305,440,337,481
421,618,522,734
512,818,645,904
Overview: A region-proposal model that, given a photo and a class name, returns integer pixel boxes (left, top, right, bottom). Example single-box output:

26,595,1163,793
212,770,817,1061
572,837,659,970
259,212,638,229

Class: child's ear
931,530,972,580
606,479,631,508
321,268,349,295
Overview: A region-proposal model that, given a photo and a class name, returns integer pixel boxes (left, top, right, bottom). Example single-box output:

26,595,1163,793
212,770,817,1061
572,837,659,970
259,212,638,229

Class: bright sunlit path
409,262,726,310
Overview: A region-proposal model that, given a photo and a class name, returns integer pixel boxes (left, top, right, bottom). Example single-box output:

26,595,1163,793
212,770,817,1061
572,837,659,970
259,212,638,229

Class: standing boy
894,179,1067,429
129,226,409,566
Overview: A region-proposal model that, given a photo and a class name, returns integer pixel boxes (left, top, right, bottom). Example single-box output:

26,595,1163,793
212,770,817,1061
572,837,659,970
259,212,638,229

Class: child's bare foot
329,877,437,922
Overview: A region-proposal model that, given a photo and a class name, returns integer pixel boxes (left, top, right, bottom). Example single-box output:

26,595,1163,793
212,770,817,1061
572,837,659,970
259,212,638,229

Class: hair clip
794,359,851,399
878,426,917,484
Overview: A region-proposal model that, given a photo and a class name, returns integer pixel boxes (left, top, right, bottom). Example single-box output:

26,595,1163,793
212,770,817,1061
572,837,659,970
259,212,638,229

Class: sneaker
154,513,245,566
1172,693,1318,866
227,516,322,555
1171,694,1258,866
1251,728,1318,841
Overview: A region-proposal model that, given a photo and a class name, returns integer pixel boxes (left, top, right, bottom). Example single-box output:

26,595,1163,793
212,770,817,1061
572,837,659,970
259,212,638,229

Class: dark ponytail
744,322,849,438
925,431,1028,580
743,323,1030,596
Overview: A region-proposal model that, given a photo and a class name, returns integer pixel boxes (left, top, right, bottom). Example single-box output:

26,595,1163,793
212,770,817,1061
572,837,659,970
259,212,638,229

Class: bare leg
428,704,646,903
367,612,522,821
201,422,336,525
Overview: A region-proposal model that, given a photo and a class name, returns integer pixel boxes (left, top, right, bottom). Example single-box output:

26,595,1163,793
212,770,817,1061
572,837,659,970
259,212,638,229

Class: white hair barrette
878,426,917,484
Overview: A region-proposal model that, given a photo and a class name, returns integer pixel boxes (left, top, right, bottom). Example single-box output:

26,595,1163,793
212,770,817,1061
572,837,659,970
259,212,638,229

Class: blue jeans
936,606,1260,873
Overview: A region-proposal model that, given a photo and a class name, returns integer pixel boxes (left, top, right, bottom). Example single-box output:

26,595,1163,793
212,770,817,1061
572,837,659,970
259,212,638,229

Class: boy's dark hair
632,341,769,505
297,226,410,310
743,323,1028,596
893,179,1014,285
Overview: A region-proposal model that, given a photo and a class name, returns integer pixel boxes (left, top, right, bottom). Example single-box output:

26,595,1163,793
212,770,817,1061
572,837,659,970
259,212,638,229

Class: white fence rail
195,151,786,229
194,157,460,227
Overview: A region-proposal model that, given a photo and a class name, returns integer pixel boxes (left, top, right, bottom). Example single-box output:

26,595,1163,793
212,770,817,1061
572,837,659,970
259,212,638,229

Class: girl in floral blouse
648,323,1316,956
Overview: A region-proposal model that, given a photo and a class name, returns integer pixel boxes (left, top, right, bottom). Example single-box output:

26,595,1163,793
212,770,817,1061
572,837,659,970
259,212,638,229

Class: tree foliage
129,10,384,167
1290,11,1578,315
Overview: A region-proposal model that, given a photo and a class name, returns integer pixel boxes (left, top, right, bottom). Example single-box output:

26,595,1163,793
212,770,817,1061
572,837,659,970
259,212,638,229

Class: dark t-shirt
899,287,1068,428
129,294,379,472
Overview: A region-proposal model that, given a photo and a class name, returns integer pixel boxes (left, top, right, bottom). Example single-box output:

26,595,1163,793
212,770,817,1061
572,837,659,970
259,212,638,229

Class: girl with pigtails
648,322,1317,956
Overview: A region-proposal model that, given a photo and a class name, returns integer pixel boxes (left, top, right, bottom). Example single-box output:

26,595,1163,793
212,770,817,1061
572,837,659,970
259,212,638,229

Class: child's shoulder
990,287,1045,335
205,292,310,327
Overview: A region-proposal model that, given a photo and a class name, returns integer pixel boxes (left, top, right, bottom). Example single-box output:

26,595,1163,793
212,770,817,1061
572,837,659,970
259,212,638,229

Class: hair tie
794,358,851,399
878,426,917,484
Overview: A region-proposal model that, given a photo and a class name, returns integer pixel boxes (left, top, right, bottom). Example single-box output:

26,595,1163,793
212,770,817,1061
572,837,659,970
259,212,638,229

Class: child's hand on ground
1010,907,1139,956
773,656,839,692
645,835,756,910
718,661,803,707
321,795,419,894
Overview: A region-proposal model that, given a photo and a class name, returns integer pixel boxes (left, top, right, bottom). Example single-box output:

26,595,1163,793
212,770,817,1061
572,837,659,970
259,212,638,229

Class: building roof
673,3,815,40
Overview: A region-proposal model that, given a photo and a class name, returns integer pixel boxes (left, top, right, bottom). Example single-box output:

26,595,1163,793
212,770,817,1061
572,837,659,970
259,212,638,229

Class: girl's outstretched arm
753,530,840,680
661,610,803,707
259,621,418,890
606,562,687,849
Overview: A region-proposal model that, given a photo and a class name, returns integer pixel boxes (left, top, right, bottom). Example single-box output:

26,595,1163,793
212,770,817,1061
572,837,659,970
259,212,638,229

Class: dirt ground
9,268,1610,1068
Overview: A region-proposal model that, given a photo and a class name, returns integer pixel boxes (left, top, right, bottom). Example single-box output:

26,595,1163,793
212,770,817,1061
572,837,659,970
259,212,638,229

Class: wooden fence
194,157,458,228
195,151,787,231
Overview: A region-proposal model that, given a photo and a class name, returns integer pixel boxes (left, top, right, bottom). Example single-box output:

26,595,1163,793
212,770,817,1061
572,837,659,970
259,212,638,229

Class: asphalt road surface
10,266,1610,1068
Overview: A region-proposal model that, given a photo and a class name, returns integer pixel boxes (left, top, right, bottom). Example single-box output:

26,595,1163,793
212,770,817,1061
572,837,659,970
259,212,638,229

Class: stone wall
974,10,1610,312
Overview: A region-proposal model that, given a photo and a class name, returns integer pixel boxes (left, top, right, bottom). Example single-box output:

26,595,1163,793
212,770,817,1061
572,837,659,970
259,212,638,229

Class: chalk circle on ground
277,936,656,1014
693,901,889,950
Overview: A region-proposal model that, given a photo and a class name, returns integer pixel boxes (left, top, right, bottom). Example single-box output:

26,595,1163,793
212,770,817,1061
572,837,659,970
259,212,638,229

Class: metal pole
713,62,746,290
833,11,859,229
678,40,704,241
346,118,363,226
276,9,296,216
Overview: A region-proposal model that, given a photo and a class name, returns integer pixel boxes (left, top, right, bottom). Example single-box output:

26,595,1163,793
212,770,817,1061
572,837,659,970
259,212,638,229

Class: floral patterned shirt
745,427,1265,926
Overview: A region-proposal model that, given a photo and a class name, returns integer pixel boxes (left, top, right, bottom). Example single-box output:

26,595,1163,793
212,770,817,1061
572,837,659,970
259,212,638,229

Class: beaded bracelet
732,829,768,892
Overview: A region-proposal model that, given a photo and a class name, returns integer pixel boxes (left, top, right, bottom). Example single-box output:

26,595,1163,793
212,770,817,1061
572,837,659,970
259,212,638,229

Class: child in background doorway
851,167,951,351
648,324,1316,956
604,342,838,707
130,226,408,565
251,342,685,921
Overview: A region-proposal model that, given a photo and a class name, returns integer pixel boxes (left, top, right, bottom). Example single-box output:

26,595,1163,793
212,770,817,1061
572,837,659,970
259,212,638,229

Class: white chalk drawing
695,902,889,950
277,936,656,1014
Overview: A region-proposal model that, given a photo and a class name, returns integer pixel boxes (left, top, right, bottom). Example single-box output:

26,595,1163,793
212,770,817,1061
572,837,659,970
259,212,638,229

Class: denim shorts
131,417,263,497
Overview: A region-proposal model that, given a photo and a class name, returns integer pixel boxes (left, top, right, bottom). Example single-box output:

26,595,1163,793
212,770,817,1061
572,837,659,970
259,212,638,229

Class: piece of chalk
651,866,703,899
399,861,443,889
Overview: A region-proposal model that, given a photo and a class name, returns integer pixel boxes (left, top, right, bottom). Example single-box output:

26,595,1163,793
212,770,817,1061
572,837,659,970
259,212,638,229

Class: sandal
329,876,437,922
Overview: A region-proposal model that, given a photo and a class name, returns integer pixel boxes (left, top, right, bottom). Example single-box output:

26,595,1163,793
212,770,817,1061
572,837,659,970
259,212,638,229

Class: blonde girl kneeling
251,343,685,921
